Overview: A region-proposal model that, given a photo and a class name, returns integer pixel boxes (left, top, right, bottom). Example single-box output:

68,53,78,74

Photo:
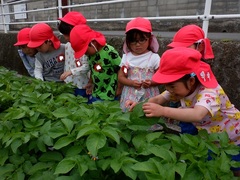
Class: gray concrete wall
1,32,240,110
6,0,240,32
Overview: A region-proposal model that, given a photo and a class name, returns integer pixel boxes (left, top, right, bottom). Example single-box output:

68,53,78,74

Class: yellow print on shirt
215,96,221,105
209,125,221,133
196,94,202,101
234,112,240,119
211,112,223,121
184,99,192,107
225,100,232,108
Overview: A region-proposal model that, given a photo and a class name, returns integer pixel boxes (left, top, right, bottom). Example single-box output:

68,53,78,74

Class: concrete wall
5,0,240,32
1,32,240,110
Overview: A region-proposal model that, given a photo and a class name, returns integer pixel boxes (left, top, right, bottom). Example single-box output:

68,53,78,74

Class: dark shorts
88,96,119,104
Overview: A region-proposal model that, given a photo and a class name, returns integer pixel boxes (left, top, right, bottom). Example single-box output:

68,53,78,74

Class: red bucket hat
28,23,60,49
58,11,87,26
14,27,31,46
167,24,214,60
123,17,159,53
152,47,218,88
70,24,106,58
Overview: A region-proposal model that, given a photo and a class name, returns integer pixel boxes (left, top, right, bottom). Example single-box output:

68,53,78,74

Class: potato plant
0,66,239,180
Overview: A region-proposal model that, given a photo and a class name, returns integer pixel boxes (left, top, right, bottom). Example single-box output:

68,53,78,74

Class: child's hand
125,100,138,111
142,102,163,117
60,71,72,80
85,83,93,95
142,79,152,88
132,80,142,89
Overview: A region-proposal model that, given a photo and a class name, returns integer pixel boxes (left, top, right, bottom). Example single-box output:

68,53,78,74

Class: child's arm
34,58,44,81
85,75,93,95
126,94,167,111
60,71,72,80
118,69,142,88
143,103,209,122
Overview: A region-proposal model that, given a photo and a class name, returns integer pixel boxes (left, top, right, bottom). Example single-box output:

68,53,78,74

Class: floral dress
120,52,160,112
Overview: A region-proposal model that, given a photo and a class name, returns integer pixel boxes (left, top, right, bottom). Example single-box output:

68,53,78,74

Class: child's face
85,42,98,56
36,40,52,53
19,45,37,57
129,34,150,55
164,81,193,100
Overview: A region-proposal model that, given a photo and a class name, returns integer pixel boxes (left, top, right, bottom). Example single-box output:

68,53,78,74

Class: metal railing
0,0,240,37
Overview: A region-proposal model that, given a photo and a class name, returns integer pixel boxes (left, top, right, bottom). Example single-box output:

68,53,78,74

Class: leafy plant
0,66,239,180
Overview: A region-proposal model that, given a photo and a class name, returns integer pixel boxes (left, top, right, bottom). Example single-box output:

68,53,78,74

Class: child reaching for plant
165,24,215,134
127,47,240,176
28,23,65,82
57,11,90,97
69,24,122,103
118,17,161,112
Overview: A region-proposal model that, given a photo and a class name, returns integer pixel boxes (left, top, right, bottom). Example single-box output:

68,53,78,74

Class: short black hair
57,21,74,35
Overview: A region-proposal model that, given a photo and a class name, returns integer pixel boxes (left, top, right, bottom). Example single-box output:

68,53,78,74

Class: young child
28,23,65,82
133,47,240,176
57,11,90,97
167,24,214,60
166,24,215,134
14,27,38,77
69,24,122,103
118,17,160,112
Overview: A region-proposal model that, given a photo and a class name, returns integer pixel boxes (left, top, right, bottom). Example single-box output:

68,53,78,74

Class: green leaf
52,108,72,118
54,136,75,150
181,134,199,147
149,146,176,162
76,159,88,176
0,164,15,176
61,118,74,133
0,149,8,166
49,126,67,139
146,132,163,143
76,125,99,139
39,152,63,162
132,161,157,173
121,163,137,180
102,126,120,144
11,138,22,153
28,162,53,175
86,133,106,157
110,158,122,173
174,162,187,178
131,101,145,118
54,158,76,174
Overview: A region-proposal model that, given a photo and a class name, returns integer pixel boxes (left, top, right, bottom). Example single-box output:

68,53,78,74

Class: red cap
167,24,214,60
58,11,87,26
123,17,159,53
70,24,106,58
14,27,31,46
125,17,152,33
152,47,218,88
28,23,60,49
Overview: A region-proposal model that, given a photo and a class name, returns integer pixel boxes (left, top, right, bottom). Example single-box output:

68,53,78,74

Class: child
134,47,240,176
57,11,90,97
167,24,214,60
14,27,37,77
28,23,65,82
167,24,215,134
69,24,122,103
118,17,160,112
